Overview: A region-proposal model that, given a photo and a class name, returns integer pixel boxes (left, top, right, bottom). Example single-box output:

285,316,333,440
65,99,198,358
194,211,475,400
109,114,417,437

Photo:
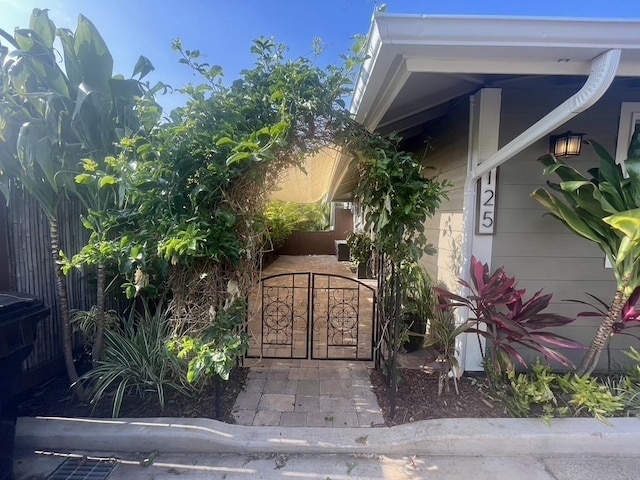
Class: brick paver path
231,359,385,427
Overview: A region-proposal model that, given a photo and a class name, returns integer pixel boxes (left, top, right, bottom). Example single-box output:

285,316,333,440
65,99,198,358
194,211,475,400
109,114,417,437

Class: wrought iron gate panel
248,272,376,361
259,273,310,359
311,274,375,360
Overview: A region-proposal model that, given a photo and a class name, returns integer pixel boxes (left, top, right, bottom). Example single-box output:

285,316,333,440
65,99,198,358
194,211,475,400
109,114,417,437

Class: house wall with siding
494,81,639,370
403,102,470,291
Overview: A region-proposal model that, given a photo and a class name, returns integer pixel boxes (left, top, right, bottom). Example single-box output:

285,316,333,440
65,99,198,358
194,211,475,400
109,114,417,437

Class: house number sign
477,168,497,235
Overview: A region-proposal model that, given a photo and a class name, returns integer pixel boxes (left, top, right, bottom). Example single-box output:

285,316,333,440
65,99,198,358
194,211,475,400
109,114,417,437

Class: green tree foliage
0,9,161,392
3,10,450,396
60,37,367,386
263,200,330,249
350,133,450,263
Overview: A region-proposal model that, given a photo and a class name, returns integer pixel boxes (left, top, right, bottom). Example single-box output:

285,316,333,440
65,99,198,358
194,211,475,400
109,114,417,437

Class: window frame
615,102,640,177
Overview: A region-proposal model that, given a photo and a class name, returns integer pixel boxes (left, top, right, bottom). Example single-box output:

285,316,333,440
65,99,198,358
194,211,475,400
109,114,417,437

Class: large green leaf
13,29,55,66
599,182,626,212
614,235,638,268
604,209,640,243
72,82,112,151
539,156,588,183
29,8,56,49
74,15,113,91
625,162,640,203
16,120,55,189
132,55,154,80
559,180,612,216
531,188,602,244
55,28,82,89
108,77,143,131
586,140,623,185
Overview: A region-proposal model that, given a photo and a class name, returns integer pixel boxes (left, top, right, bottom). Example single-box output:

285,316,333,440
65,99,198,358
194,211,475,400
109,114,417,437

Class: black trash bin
0,292,49,480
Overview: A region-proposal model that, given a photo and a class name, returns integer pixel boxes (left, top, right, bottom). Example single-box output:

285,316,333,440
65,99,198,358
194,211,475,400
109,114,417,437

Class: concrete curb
16,416,640,456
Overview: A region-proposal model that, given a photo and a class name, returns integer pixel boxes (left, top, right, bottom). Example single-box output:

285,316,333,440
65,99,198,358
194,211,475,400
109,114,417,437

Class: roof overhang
352,14,640,132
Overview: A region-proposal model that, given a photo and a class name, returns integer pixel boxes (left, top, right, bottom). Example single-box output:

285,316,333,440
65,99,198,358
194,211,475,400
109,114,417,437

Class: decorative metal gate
246,273,376,360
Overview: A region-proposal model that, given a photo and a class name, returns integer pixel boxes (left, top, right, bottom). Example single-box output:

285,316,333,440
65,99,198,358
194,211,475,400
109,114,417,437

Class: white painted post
460,88,502,372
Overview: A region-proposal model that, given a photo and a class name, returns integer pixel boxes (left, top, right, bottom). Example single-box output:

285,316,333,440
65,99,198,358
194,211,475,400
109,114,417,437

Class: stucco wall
403,102,470,290
494,80,639,370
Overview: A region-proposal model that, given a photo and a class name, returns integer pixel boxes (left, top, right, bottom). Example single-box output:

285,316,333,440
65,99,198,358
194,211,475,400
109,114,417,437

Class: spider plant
80,300,192,417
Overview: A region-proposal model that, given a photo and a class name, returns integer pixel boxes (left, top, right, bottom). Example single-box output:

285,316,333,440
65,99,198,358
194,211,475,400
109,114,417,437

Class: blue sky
1,0,637,112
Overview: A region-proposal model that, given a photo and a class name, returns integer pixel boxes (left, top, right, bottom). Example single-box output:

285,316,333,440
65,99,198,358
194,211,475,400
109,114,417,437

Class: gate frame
248,272,377,361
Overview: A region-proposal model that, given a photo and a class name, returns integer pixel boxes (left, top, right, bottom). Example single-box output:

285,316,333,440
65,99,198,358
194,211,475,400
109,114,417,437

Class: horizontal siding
491,256,615,282
492,82,636,371
493,233,604,258
403,102,469,289
496,208,572,234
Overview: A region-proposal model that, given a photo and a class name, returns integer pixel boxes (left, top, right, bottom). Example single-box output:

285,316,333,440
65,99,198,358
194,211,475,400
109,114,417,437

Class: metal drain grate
47,457,115,480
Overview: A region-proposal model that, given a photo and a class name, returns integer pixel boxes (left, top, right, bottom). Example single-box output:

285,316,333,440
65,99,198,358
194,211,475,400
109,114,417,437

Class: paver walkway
231,358,385,427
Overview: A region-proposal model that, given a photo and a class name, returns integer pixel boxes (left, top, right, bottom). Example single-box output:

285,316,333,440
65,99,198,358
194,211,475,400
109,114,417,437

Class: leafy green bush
500,363,567,420
346,231,373,265
263,201,330,248
558,374,624,423
532,137,640,377
168,300,248,384
70,307,121,346
80,301,192,417
493,363,625,423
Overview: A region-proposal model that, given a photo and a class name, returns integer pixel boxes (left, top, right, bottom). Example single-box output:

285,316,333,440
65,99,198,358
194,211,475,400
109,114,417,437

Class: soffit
353,14,640,131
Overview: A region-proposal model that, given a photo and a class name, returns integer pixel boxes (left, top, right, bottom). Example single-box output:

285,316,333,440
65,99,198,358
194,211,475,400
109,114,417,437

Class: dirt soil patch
17,368,247,422
369,368,507,426
18,364,508,426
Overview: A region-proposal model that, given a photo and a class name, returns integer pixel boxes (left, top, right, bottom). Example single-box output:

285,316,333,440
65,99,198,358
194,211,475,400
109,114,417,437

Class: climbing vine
3,8,450,393
349,132,449,262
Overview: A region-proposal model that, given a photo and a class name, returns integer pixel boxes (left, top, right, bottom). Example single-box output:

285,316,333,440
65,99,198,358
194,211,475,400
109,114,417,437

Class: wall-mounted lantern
549,131,584,157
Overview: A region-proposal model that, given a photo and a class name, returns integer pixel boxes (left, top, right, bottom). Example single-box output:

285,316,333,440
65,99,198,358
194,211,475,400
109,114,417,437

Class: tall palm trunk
50,216,85,399
92,262,106,367
577,289,628,377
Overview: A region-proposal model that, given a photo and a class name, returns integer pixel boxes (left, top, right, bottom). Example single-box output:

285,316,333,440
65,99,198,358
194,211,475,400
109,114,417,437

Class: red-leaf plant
566,288,640,370
434,256,584,377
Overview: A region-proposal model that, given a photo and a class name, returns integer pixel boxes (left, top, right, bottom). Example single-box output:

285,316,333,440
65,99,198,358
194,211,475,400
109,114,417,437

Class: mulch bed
369,368,507,425
17,367,248,421
18,363,508,426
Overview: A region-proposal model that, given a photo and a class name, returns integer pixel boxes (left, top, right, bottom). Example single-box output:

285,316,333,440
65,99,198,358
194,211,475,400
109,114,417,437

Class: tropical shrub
495,362,625,423
263,200,330,249
559,373,625,422
80,300,192,417
350,132,449,263
399,262,436,352
168,299,248,384
498,362,567,419
531,134,640,376
70,307,120,347
435,256,584,376
424,298,472,395
0,9,162,391
346,231,373,265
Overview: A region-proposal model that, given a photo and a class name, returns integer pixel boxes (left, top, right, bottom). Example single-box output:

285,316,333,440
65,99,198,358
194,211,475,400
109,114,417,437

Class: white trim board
461,88,501,372
615,102,640,177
